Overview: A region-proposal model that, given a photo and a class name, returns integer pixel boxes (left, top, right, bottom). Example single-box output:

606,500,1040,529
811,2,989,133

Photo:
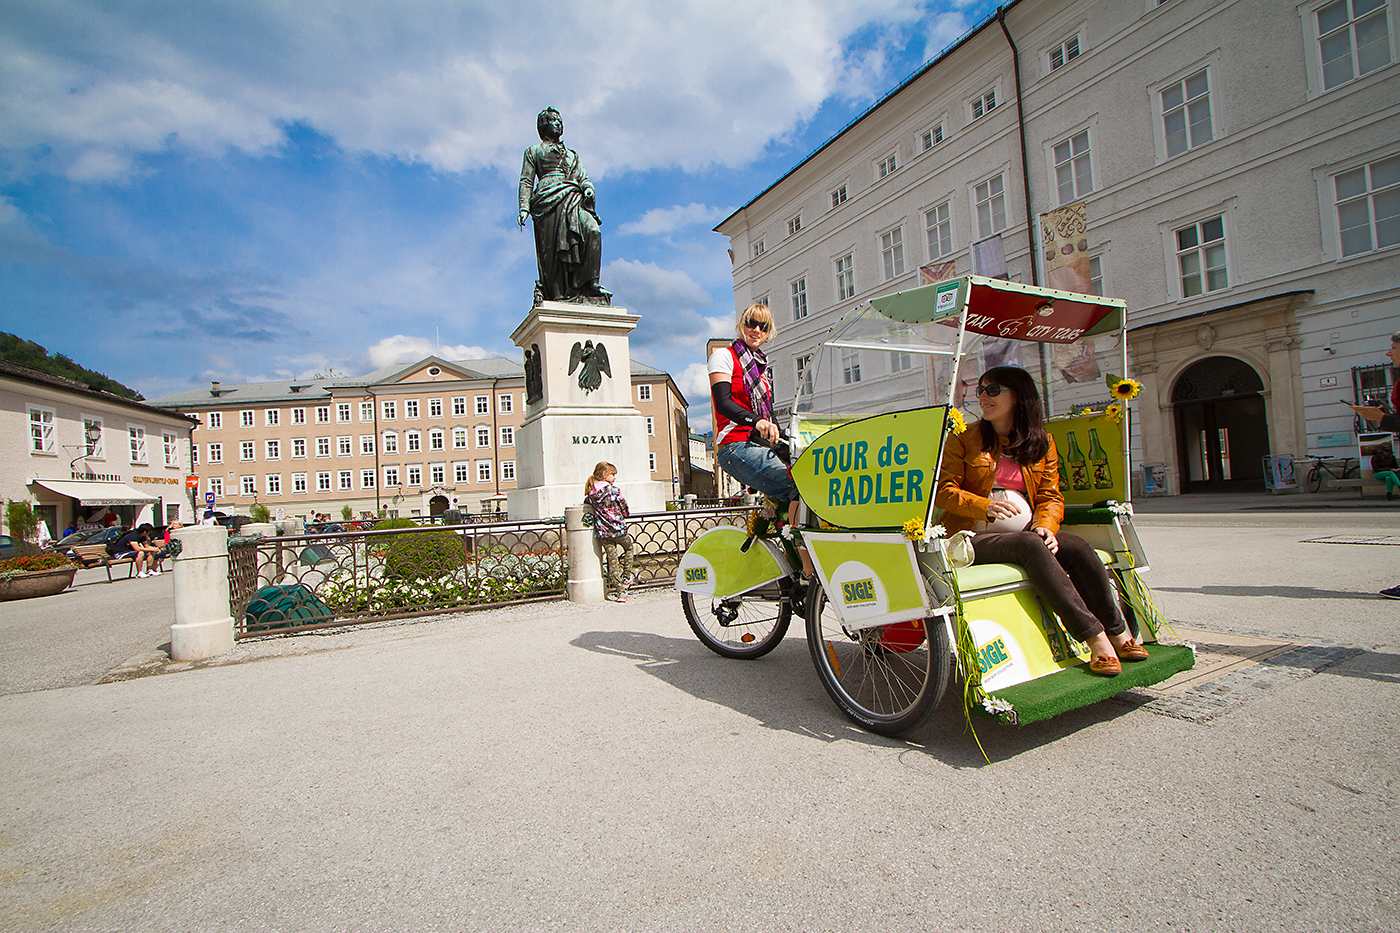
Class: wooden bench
1328,478,1390,498
71,544,139,582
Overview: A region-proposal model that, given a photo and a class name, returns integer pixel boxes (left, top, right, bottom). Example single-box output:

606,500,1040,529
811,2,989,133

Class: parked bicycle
1303,456,1359,493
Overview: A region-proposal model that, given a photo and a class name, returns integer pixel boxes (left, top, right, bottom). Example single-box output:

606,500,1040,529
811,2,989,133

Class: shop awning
31,479,159,506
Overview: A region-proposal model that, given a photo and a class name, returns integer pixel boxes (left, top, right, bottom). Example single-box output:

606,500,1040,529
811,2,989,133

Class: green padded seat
954,549,1113,593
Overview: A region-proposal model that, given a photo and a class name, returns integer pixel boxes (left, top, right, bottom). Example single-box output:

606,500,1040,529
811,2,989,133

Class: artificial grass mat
979,643,1196,725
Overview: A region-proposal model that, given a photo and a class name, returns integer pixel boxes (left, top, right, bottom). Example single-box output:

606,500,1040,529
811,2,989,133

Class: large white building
716,0,1399,494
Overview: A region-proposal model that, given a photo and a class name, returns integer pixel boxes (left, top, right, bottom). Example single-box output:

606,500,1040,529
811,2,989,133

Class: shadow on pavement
572,629,1137,770
1156,584,1381,599
1285,648,1400,685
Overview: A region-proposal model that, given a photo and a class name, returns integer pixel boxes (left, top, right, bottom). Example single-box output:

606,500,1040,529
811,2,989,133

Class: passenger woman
935,366,1147,676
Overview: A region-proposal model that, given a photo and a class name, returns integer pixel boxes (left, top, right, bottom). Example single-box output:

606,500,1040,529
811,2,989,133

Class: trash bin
443,509,463,525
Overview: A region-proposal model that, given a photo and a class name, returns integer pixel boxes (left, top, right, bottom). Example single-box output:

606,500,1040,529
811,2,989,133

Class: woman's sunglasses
976,384,1006,397
742,318,770,333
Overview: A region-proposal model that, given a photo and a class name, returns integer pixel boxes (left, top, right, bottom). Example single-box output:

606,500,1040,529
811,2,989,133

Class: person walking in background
1346,331,1400,599
585,461,634,602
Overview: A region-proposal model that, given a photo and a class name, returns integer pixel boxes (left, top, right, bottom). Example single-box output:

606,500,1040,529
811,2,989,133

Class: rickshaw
677,275,1194,735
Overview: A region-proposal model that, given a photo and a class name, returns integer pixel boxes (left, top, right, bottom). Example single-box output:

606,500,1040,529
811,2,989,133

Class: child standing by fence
585,461,635,601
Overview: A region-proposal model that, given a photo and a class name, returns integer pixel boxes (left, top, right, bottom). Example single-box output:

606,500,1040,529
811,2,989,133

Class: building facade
716,0,1400,494
1,360,197,537
149,356,690,519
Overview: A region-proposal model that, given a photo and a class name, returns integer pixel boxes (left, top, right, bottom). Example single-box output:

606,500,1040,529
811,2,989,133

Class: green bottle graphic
1066,431,1090,491
1088,427,1113,489
1057,450,1069,491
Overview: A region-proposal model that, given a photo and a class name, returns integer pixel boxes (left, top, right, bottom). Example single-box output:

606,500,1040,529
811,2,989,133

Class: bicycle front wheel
1305,466,1322,494
805,586,951,736
682,584,792,660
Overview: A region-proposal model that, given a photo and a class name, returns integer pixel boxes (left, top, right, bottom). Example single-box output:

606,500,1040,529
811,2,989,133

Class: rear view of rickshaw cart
677,275,1194,735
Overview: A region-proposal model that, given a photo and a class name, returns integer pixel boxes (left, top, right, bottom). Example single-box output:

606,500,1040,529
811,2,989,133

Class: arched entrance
1171,356,1268,492
428,495,449,517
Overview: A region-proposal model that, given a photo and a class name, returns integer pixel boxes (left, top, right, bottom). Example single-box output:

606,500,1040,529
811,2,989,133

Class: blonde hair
585,461,616,496
735,302,778,341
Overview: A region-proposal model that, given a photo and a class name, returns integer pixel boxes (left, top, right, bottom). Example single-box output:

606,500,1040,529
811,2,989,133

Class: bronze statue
519,108,610,304
524,343,543,404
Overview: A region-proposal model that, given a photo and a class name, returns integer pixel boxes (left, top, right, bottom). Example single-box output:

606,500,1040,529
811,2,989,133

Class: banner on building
1040,201,1091,294
918,260,957,285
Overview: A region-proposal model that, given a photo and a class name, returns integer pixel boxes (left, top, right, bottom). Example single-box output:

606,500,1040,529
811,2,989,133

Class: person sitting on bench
934,365,1147,677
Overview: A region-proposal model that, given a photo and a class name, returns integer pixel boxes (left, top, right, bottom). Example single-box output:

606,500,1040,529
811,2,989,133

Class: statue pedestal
508,301,667,521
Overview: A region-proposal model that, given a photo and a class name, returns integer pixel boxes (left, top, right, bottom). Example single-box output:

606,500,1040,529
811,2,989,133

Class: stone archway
1171,356,1269,491
428,495,449,517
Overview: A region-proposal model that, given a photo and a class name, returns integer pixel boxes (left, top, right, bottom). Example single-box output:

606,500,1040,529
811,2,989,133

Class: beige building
716,0,1400,494
1,360,197,536
149,356,691,519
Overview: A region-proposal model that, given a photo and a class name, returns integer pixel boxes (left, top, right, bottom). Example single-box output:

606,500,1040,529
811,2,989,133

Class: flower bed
316,551,566,615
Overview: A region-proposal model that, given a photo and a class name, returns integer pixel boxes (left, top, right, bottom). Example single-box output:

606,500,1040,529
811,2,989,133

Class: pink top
994,456,1027,492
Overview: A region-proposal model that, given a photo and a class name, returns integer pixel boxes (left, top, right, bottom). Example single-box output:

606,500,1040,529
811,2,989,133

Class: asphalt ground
0,504,1396,932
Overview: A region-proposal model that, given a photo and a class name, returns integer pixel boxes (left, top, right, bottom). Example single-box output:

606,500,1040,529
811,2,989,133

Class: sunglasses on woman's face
976,384,1006,397
742,318,770,333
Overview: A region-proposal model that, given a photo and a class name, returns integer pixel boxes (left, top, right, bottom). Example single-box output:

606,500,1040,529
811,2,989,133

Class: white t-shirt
709,347,771,444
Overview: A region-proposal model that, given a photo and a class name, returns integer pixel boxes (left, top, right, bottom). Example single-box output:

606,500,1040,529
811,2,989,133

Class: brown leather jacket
934,422,1064,534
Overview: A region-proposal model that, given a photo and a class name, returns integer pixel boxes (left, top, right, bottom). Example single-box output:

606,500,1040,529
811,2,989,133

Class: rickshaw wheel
681,582,792,660
805,587,951,736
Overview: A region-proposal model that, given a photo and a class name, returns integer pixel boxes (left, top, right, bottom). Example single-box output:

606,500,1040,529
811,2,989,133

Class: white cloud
678,361,713,405
0,0,937,180
365,335,497,368
605,259,712,312
617,203,732,236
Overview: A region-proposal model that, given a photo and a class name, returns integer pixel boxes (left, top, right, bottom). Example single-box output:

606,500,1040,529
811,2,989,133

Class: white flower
929,524,947,539
981,695,1015,715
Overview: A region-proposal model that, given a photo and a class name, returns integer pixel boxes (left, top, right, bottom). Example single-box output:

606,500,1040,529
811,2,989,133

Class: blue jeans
717,440,798,502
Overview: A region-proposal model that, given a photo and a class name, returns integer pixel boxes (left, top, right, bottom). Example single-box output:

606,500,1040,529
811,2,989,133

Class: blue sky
1,0,995,428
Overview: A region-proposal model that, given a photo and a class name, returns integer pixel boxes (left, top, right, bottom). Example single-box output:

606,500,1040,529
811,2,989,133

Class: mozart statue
518,108,610,304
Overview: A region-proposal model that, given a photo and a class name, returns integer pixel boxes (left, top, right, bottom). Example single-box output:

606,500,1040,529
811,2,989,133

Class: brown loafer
1116,641,1149,662
1089,655,1122,677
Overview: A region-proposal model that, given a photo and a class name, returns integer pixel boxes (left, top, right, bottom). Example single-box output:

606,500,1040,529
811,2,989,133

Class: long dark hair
976,366,1050,466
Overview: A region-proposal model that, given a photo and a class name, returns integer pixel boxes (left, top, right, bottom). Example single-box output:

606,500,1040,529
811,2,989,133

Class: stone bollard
170,525,235,661
564,505,604,603
683,494,697,509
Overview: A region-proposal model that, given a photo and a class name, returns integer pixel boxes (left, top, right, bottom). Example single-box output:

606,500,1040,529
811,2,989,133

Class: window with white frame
239,475,255,496
876,153,898,179
1053,130,1093,205
831,185,848,209
796,354,814,396
405,399,419,419
384,466,399,487
474,396,489,415
406,430,421,452
128,426,147,462
336,403,351,423
501,460,515,481
163,432,179,466
925,202,953,259
646,417,655,436
881,227,906,280
638,384,652,401
292,408,305,425
1049,33,1081,71
1316,0,1392,90
207,411,222,429
500,426,514,447
429,428,445,451
1089,255,1105,296
429,398,443,418
752,238,766,258
890,351,914,373
360,469,376,489
316,472,332,492
28,407,55,453
265,409,280,427
921,124,944,152
454,462,470,483
842,348,862,384
383,432,398,454
359,435,374,456
498,393,513,414
241,440,255,461
476,426,491,447
265,439,280,461
836,253,855,300
83,417,103,457
208,442,223,463
315,437,330,457
971,88,997,119
265,474,282,495
1161,68,1213,158
315,406,330,424
359,401,373,422
291,438,306,459
1335,154,1400,257
756,293,770,310
476,460,492,483
338,471,353,491
790,276,808,320
292,472,307,494
191,445,198,465
648,452,657,473
975,174,1008,238
787,214,802,236
1175,216,1229,297
382,400,396,420
431,464,445,485
208,477,223,498
240,410,254,428
338,436,352,456
406,465,422,486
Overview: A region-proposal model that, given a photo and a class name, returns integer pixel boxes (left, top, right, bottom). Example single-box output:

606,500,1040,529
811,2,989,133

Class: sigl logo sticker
684,566,708,585
841,578,878,606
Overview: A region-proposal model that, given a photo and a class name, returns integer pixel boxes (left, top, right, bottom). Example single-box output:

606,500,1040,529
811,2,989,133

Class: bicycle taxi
676,275,1194,735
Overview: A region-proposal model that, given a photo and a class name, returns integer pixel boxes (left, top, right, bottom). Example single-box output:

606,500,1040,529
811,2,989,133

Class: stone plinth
169,525,234,661
508,301,667,520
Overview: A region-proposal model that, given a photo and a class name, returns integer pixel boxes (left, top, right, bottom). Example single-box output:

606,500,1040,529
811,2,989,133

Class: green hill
0,333,143,400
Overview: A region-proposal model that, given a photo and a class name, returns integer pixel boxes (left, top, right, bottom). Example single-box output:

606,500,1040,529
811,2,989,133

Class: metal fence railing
228,518,567,638
603,506,753,592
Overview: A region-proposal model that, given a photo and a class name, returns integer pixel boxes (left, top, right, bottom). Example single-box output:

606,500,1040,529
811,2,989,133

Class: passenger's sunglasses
742,318,770,333
976,384,1006,397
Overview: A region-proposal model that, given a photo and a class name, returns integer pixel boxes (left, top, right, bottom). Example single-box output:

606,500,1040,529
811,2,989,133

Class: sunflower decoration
1106,374,1142,400
1104,403,1125,424
902,517,926,541
744,509,761,536
947,407,968,435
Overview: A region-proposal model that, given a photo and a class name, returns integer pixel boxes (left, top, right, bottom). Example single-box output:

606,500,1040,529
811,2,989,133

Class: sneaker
137,571,150,578
608,592,628,603
1381,585,1400,600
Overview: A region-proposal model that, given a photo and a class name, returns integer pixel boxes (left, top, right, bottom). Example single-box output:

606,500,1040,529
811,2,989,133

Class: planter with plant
0,551,79,600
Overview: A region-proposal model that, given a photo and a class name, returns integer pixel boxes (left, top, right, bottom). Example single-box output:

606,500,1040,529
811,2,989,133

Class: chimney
210,381,221,396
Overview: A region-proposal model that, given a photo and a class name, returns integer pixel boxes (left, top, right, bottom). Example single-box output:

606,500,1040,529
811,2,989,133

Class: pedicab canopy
868,275,1124,342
